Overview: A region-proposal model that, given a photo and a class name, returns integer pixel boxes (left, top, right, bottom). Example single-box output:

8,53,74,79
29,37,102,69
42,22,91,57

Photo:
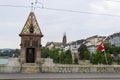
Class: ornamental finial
31,3,34,12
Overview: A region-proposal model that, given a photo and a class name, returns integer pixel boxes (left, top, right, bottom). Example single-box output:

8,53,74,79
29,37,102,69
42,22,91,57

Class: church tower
19,11,43,64
62,32,67,47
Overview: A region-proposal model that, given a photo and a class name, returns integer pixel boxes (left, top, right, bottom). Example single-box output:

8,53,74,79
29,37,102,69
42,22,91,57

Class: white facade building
85,35,106,53
106,32,120,47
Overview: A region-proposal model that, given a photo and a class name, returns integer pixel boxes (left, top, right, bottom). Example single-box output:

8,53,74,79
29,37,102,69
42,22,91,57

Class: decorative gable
20,12,42,36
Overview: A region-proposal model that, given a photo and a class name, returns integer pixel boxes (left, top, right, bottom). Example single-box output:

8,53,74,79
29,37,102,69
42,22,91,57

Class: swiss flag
97,42,105,51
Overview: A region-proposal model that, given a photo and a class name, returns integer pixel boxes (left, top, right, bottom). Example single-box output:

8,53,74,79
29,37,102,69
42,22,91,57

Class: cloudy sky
0,0,120,48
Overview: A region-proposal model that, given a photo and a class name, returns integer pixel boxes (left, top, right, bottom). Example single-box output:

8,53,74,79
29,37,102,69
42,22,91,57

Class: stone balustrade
0,58,21,73
41,64,120,73
0,58,120,73
0,63,120,73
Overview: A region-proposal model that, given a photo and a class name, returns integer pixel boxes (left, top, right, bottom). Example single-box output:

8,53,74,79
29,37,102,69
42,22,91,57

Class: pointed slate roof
62,32,67,46
20,12,43,36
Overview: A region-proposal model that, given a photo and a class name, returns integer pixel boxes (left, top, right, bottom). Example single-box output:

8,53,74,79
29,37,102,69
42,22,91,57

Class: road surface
0,73,120,80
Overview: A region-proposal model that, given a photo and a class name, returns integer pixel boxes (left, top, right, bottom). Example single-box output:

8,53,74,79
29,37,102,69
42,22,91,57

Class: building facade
106,32,120,47
45,42,62,50
85,35,106,53
19,12,43,64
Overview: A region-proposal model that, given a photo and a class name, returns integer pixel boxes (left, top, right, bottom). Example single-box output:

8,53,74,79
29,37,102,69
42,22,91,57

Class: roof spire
62,32,67,47
31,3,34,12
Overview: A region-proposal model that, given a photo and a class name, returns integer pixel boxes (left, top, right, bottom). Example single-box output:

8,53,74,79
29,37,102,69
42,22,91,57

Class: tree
103,42,112,54
41,48,72,64
90,51,112,65
41,47,49,58
1,49,20,57
103,42,120,64
59,50,72,64
104,53,112,64
90,54,99,64
112,47,120,56
78,44,89,60
10,49,20,57
49,48,59,63
64,50,72,64
59,51,66,64
83,51,90,60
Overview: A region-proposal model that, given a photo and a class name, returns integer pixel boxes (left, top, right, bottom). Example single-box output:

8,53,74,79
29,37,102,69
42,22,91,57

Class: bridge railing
41,65,120,73
0,64,120,73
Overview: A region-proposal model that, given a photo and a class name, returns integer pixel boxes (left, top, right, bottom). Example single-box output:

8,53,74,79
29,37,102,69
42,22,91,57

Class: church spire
62,32,67,47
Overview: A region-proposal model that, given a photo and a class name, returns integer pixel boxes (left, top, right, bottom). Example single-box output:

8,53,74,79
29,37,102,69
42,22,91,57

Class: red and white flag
98,42,105,51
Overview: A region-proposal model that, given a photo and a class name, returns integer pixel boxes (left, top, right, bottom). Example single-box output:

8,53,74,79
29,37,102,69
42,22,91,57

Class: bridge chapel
19,11,43,64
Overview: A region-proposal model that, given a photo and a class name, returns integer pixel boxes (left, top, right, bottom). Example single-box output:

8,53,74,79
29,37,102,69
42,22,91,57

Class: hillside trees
0,49,20,57
41,48,72,64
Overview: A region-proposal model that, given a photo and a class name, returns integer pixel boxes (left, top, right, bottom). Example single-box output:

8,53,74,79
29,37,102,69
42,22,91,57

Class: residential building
106,32,120,47
45,33,67,50
64,39,85,60
45,42,62,50
85,35,106,53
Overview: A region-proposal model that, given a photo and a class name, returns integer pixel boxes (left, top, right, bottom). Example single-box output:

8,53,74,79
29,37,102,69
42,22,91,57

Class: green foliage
83,51,90,60
103,42,120,64
41,47,49,58
74,56,78,64
59,50,72,64
59,51,65,64
64,50,72,64
103,42,112,53
41,47,73,64
90,52,112,65
0,49,20,57
90,54,98,64
103,42,120,55
117,59,120,65
3,50,9,54
78,44,88,59
112,47,120,56
49,48,59,63
13,49,20,57
41,47,60,63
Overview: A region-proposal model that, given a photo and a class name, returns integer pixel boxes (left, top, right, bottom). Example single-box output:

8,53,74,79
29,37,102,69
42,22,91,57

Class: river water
0,59,8,64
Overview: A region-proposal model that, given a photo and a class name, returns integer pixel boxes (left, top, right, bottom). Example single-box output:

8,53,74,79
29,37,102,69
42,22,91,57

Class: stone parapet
41,64,120,73
0,58,21,73
0,58,120,73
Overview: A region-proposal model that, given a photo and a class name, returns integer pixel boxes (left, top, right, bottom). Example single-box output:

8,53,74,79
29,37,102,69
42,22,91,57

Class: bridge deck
0,73,120,80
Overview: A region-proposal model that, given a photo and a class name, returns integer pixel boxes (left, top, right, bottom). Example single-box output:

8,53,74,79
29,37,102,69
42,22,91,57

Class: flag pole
104,51,108,65
103,36,108,65
98,36,109,65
